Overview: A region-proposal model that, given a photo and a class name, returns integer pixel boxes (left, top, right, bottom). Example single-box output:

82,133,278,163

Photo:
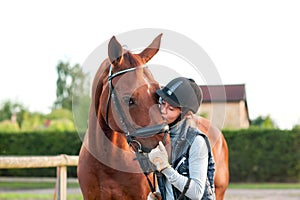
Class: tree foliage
0,120,20,133
54,61,88,110
47,108,73,121
0,101,77,132
250,115,277,129
0,100,27,127
292,124,300,131
20,109,76,132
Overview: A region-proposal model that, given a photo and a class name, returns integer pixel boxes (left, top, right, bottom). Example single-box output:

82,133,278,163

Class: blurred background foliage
0,61,90,133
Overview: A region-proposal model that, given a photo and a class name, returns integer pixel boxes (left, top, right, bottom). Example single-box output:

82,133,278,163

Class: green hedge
1,129,300,182
0,132,81,177
223,129,300,183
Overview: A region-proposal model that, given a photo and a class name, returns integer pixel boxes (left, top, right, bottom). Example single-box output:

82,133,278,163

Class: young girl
148,77,215,200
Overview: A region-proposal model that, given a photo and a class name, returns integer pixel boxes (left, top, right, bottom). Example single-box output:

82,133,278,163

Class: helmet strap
169,114,182,128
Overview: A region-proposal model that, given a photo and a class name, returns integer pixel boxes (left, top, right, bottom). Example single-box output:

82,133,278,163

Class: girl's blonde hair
184,111,198,129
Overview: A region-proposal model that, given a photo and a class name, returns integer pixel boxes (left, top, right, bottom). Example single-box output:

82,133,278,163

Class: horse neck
195,116,221,147
85,100,139,171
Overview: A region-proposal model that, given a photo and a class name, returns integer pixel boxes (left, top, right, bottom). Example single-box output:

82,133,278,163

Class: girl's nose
160,104,167,114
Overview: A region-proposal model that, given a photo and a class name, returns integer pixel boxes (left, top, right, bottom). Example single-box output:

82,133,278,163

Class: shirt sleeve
162,135,208,200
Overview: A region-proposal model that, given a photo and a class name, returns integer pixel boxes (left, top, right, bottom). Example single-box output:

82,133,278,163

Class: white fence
0,155,79,200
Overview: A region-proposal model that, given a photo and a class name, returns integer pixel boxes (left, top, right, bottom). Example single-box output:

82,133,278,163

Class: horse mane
92,59,109,118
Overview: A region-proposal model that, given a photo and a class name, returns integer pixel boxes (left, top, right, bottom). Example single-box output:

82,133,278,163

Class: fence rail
0,155,79,200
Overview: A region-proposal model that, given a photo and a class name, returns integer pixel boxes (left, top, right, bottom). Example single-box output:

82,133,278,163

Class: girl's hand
147,192,162,200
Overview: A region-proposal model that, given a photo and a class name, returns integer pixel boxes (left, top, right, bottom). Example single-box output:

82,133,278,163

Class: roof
199,84,246,103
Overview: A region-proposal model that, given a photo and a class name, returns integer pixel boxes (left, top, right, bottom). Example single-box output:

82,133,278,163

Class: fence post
56,165,67,200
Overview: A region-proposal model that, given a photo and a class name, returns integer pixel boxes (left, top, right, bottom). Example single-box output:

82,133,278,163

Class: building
198,84,250,130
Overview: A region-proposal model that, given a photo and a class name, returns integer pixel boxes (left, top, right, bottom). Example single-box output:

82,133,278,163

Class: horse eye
123,96,135,106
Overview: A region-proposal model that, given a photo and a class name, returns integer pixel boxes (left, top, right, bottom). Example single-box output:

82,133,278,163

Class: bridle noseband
105,64,169,152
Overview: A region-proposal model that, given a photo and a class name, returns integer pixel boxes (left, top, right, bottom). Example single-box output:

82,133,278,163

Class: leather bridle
105,64,169,153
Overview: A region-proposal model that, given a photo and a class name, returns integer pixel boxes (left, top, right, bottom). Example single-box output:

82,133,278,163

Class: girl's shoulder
187,126,207,141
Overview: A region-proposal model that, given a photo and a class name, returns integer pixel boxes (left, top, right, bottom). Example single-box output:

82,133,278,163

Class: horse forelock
111,51,142,72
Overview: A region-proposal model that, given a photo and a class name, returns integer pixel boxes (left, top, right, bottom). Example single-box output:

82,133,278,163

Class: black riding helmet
156,77,203,116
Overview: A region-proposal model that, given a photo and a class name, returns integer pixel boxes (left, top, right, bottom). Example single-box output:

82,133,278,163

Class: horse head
95,34,169,154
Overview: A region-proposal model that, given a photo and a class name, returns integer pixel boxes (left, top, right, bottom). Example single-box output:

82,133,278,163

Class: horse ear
139,33,163,63
108,36,124,66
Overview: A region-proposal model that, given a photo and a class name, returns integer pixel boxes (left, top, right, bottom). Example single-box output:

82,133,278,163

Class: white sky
0,0,300,129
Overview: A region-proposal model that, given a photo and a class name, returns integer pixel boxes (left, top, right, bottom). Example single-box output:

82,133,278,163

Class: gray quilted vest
157,119,215,200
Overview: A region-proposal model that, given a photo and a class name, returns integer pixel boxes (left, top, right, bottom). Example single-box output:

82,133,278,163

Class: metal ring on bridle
128,139,142,153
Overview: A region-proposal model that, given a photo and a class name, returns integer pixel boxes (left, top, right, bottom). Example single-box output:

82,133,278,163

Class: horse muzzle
127,123,168,152
130,123,169,138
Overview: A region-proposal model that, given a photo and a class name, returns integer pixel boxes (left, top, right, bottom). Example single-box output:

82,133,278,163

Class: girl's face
159,98,181,124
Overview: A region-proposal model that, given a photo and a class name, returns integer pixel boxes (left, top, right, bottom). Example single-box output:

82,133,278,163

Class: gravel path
1,177,299,200
224,189,300,200
1,188,300,200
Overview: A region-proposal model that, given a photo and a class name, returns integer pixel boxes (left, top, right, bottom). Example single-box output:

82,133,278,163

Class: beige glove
147,192,162,200
148,141,170,172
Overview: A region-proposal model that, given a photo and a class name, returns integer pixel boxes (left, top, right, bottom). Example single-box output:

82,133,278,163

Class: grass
0,179,82,200
0,181,79,190
0,193,83,200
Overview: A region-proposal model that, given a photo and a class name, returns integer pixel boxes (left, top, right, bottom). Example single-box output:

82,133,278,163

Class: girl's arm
162,136,208,199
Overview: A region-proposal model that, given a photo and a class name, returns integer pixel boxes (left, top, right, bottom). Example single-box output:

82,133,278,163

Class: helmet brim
156,89,181,108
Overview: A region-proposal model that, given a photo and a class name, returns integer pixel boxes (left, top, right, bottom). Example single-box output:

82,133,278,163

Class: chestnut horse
77,34,169,199
77,33,229,200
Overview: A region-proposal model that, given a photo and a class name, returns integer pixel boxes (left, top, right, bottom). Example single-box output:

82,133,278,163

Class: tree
43,108,76,132
292,119,300,131
250,115,277,129
54,61,87,110
21,112,47,131
47,108,74,121
0,101,12,121
0,100,27,127
0,120,20,132
292,124,300,130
